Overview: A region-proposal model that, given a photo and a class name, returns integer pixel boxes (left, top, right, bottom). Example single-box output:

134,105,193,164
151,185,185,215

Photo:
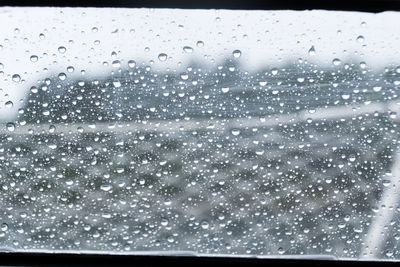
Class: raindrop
232,50,241,58
382,180,391,187
1,223,8,232
30,55,38,62
271,68,278,75
332,58,341,66
180,73,189,80
221,87,230,93
67,66,75,73
308,46,316,56
113,80,121,88
356,35,365,43
183,46,193,53
158,53,168,62
201,220,209,229
196,41,204,47
231,129,240,136
5,101,13,108
58,46,67,54
12,74,21,82
6,122,15,132
128,60,136,68
58,73,67,81
100,184,112,192
112,60,121,67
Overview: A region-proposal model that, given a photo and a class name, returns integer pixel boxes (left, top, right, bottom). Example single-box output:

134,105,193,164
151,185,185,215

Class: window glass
1,7,400,260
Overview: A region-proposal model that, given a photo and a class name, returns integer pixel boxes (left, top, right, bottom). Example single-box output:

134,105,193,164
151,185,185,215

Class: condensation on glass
0,7,400,260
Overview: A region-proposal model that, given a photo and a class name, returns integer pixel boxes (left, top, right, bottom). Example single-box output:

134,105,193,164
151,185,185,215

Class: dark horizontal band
0,252,398,267
0,0,400,12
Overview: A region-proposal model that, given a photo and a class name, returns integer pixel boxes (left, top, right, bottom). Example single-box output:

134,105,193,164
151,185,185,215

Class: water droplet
112,60,121,68
356,35,365,43
128,60,136,68
48,144,57,150
373,86,382,92
180,73,189,80
49,125,56,133
161,218,169,226
271,68,278,75
382,180,391,187
58,73,67,81
113,80,121,88
12,74,21,82
201,220,209,229
232,50,241,58
332,58,341,66
196,41,204,47
278,247,285,255
67,66,75,73
158,53,167,62
183,46,193,53
1,223,8,232
100,184,112,192
30,55,38,62
221,87,230,93
308,46,316,56
297,77,305,83
5,101,13,108
231,129,240,136
6,122,15,132
341,94,350,100
58,46,67,54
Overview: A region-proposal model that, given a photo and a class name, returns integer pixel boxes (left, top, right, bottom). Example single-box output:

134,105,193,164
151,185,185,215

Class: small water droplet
373,86,382,92
100,184,112,192
271,68,278,75
158,53,167,62
308,46,316,56
221,87,230,93
112,60,121,67
1,223,8,232
356,35,365,43
6,122,15,132
332,58,341,66
58,46,67,54
30,55,38,62
12,74,21,82
231,129,240,136
201,220,209,229
128,60,136,68
183,46,193,53
196,41,204,47
278,247,285,255
232,50,241,58
382,180,391,187
5,101,13,108
113,80,121,88
58,73,67,81
180,73,189,80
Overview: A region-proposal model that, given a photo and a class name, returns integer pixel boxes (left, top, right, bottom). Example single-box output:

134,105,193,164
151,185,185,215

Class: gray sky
0,7,400,120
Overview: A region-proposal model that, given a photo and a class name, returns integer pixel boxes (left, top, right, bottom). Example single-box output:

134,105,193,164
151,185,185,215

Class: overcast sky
0,7,400,120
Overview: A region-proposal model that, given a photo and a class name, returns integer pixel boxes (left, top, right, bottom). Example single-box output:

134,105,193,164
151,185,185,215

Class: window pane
0,7,400,260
